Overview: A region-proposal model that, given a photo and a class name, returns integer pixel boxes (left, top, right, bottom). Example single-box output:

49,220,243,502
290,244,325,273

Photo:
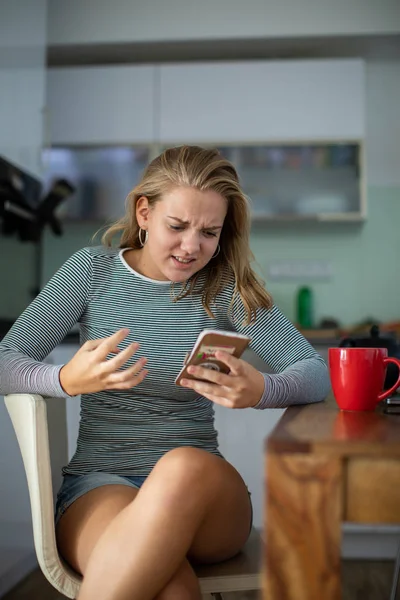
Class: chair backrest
4,394,82,598
4,393,262,600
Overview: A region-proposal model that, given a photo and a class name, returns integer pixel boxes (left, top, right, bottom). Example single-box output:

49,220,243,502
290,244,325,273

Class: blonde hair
102,145,272,324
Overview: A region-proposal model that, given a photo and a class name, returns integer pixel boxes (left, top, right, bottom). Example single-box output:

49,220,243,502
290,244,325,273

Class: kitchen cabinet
218,141,366,221
158,59,365,144
47,59,365,147
45,58,367,223
47,66,157,145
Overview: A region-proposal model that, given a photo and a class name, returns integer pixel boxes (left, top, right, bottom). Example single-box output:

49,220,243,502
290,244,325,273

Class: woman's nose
181,231,200,254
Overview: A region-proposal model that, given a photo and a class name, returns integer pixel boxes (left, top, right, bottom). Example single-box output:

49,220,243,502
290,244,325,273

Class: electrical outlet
267,260,333,281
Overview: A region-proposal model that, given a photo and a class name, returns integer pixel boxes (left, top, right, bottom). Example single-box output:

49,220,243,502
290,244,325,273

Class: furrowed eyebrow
167,216,222,230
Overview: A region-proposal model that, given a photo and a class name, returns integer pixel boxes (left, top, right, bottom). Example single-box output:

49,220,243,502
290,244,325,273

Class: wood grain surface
346,458,400,523
264,453,342,600
264,396,400,599
266,395,400,457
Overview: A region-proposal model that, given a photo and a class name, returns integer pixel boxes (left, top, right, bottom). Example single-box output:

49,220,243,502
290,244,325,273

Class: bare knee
153,447,219,486
148,447,249,521
154,559,201,600
148,447,223,513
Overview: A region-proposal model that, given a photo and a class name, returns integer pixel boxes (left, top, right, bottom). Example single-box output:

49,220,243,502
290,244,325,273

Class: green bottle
296,286,313,329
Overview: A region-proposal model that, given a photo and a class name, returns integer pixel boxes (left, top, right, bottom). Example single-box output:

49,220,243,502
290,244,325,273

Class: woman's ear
136,196,150,229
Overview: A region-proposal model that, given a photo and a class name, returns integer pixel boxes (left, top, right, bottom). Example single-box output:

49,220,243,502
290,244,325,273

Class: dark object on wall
340,325,400,390
0,156,74,242
0,155,75,300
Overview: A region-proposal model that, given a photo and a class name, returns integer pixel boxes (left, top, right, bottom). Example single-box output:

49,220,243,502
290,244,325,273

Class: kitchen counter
0,319,339,348
305,337,340,347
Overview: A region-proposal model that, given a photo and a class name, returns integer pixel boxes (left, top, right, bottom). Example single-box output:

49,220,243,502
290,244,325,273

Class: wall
37,60,400,331
47,0,400,45
366,60,400,186
0,1,48,595
0,0,47,177
0,0,49,321
250,60,400,327
251,187,400,327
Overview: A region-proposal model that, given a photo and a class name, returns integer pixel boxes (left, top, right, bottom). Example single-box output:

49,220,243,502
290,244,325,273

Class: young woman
0,145,329,600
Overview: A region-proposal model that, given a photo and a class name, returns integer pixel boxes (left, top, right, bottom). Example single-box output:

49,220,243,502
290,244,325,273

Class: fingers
180,377,230,399
83,329,129,353
185,364,231,386
108,369,148,390
180,359,264,409
107,358,148,389
84,329,149,391
214,350,242,374
179,379,234,408
84,337,113,351
99,335,148,387
112,357,148,381
95,328,131,359
106,342,140,370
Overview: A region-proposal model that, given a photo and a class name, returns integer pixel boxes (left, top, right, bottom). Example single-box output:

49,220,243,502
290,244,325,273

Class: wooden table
264,394,400,600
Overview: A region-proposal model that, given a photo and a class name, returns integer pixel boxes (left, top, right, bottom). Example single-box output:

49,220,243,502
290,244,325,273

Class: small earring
212,244,220,259
138,227,148,247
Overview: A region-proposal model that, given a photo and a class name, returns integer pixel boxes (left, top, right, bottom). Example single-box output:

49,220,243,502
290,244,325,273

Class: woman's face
136,186,227,282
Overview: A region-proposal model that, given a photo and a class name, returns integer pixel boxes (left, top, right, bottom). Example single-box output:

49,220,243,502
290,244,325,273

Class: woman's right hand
59,328,148,396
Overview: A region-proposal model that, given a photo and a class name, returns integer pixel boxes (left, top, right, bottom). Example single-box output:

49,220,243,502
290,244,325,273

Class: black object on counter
340,325,400,390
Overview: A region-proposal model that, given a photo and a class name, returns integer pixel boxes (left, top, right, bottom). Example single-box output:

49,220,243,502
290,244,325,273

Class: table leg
264,453,343,600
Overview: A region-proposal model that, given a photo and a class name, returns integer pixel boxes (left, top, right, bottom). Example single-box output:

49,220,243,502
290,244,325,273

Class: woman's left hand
179,350,265,409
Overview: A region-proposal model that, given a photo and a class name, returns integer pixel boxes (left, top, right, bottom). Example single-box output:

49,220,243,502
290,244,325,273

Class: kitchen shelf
217,141,366,223
42,140,366,224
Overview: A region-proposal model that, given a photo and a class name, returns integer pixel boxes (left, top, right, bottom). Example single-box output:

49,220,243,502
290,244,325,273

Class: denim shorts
55,472,253,535
55,472,147,525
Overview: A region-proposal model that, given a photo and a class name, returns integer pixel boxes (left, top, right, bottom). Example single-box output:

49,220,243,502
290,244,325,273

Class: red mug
328,347,400,411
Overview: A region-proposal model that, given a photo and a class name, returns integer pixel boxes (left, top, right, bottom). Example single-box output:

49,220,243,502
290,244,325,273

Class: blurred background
0,0,399,596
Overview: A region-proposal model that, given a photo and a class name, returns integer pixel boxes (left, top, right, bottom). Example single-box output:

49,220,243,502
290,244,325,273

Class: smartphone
175,329,251,386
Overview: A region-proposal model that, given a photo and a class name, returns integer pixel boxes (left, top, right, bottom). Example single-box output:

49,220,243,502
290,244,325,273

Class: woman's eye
170,225,184,231
204,231,217,238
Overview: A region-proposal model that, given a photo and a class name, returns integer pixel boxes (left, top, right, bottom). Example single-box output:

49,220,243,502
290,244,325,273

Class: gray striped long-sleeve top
0,246,329,476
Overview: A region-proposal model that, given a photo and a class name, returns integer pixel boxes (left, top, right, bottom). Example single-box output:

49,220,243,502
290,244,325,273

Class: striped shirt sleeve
0,248,92,397
229,297,330,408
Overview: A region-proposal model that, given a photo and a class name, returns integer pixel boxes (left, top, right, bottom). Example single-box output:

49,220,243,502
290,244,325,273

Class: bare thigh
185,452,252,563
56,484,139,574
142,447,252,564
56,449,252,574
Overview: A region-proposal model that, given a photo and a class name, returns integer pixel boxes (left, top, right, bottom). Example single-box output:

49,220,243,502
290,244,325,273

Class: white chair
4,393,262,599
390,541,400,600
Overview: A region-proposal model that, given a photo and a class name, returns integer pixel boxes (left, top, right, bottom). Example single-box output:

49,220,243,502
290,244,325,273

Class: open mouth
172,256,195,266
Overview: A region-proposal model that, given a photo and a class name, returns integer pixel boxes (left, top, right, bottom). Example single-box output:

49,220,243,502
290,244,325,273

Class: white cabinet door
159,59,365,143
47,66,156,144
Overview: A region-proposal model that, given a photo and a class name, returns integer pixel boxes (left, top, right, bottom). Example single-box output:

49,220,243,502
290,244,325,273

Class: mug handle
377,357,400,401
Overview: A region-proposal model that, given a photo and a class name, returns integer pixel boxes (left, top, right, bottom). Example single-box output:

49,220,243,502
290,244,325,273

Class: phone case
175,329,251,385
